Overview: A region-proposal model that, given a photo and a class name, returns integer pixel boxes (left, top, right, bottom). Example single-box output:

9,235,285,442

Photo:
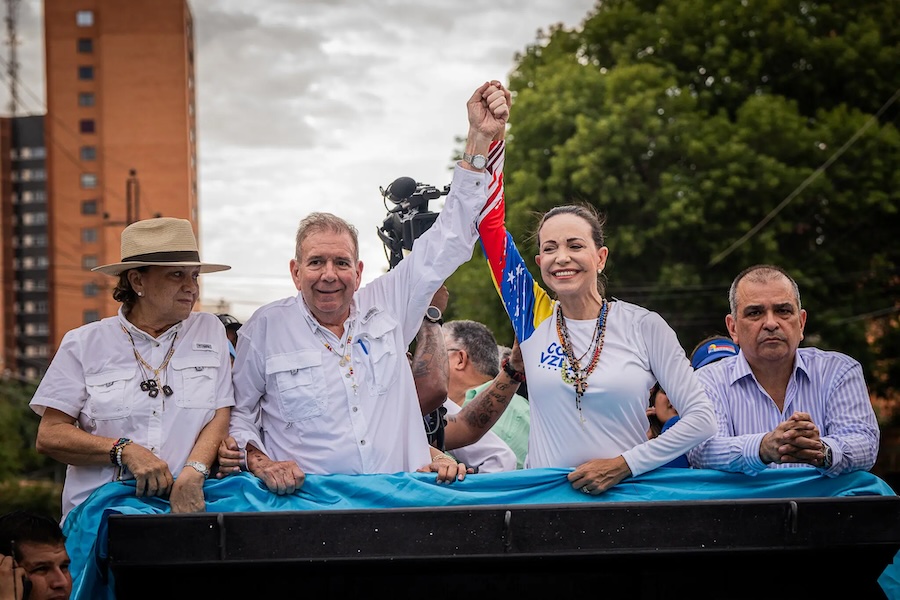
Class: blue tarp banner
62,468,900,599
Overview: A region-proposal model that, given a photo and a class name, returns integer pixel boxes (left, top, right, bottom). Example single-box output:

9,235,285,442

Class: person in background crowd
215,80,510,492
688,264,880,475
216,313,242,363
646,336,740,468
29,218,234,523
409,289,516,472
443,319,529,469
690,334,740,370
0,511,72,600
477,114,716,495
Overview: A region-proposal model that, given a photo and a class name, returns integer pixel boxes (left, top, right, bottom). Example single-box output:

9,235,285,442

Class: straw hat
92,217,230,276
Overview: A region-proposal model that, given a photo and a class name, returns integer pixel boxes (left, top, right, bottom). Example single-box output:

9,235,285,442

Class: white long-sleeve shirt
229,165,490,475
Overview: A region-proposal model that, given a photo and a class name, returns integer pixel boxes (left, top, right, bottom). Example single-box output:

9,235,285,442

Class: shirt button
352,406,358,412
360,439,366,446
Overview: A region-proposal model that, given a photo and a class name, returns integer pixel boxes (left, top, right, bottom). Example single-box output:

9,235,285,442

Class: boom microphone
384,176,417,203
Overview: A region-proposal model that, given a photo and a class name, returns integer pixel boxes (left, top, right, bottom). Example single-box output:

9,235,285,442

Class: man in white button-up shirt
217,81,511,494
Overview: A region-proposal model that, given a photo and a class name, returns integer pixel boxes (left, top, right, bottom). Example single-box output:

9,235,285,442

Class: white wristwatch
462,152,487,170
184,460,210,479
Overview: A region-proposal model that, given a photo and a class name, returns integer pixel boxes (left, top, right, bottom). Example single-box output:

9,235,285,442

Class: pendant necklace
123,325,176,406
556,299,609,423
315,321,358,394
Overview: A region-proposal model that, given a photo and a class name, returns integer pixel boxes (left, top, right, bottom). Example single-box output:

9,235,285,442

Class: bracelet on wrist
501,357,526,382
432,452,457,464
109,437,132,466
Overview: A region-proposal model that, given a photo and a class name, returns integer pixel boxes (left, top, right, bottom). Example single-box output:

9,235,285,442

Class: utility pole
126,168,140,224
4,0,20,115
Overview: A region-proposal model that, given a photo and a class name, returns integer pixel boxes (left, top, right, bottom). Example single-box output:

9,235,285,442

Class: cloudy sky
4,0,596,322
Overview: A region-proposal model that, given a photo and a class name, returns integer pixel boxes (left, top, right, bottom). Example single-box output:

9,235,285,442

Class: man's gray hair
728,264,802,316
295,212,359,261
444,320,500,377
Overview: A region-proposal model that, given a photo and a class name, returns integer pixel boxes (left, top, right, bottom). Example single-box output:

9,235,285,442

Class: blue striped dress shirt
687,347,880,476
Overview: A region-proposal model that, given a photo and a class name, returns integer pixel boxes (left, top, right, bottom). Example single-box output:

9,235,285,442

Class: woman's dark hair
112,267,148,313
534,203,608,296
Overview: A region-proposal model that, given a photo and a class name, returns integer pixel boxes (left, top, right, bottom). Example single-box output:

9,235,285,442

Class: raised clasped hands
760,411,824,466
467,80,510,144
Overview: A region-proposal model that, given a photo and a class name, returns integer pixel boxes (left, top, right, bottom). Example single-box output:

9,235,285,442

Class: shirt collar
117,306,182,342
296,293,358,334
729,348,809,385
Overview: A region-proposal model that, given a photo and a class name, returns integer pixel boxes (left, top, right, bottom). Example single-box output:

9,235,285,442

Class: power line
709,86,900,267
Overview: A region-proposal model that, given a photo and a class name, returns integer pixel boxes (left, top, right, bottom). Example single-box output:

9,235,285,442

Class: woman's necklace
556,299,609,422
123,325,176,405
315,321,358,394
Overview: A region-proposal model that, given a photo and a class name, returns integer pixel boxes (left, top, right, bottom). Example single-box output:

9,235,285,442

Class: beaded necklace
556,299,609,422
122,325,176,405
315,321,358,394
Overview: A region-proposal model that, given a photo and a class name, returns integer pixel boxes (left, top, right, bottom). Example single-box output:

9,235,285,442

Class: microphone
384,176,417,203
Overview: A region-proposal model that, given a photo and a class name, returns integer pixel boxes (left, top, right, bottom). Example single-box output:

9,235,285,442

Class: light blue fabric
63,468,899,600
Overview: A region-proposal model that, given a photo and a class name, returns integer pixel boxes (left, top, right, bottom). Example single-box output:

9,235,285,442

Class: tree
447,0,900,410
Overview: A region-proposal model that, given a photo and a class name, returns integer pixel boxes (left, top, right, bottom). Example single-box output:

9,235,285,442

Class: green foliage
0,379,57,482
0,480,63,520
449,0,900,393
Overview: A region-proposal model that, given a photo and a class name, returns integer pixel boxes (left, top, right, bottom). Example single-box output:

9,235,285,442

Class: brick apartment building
0,0,199,381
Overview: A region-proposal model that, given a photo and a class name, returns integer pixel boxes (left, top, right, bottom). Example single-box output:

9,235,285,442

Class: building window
77,38,93,53
83,282,99,297
81,173,98,189
83,310,100,324
78,65,94,80
81,199,98,215
80,146,96,160
79,119,95,133
82,255,98,270
76,10,94,26
22,212,48,225
78,92,95,107
82,227,98,243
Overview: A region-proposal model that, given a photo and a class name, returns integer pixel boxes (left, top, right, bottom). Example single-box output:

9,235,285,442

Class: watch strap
184,460,210,479
462,152,487,169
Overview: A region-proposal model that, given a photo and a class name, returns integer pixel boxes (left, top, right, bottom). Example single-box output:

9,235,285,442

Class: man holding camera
216,80,510,493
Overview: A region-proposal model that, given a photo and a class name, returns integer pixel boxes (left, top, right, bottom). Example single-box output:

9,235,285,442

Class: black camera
377,176,449,270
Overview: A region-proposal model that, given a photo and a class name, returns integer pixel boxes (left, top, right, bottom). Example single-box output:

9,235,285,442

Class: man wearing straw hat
29,217,235,523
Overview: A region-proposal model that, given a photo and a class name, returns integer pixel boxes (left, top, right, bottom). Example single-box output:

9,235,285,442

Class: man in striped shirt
688,265,880,476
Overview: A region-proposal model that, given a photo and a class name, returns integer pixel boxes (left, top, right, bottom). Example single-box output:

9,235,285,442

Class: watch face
426,306,442,322
472,155,487,169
